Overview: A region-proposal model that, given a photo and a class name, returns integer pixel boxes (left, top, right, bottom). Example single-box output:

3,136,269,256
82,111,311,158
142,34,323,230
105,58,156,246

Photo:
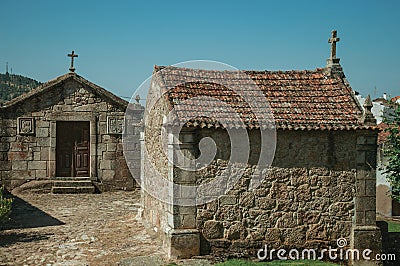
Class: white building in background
356,93,400,217
355,94,389,124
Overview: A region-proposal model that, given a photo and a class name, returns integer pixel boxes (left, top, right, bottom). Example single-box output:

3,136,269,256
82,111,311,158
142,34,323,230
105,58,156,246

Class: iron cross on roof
328,30,340,59
68,50,78,73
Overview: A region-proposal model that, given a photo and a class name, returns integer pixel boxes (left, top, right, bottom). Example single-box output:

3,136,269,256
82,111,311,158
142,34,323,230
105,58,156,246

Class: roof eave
0,72,129,110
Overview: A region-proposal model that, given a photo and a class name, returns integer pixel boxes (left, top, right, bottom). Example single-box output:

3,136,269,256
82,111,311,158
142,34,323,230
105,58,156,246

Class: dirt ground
0,190,166,265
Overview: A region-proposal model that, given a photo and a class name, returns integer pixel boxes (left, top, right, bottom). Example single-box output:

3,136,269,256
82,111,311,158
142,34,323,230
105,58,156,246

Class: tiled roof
377,123,390,144
0,72,129,110
152,65,375,130
391,96,400,103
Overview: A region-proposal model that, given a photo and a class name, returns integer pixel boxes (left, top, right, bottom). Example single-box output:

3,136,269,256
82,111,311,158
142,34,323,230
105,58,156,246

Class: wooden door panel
75,144,89,177
57,152,72,176
83,154,88,167
56,139,74,177
76,154,81,168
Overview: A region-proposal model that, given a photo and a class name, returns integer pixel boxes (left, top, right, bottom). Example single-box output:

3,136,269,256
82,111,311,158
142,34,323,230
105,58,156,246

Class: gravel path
0,191,165,265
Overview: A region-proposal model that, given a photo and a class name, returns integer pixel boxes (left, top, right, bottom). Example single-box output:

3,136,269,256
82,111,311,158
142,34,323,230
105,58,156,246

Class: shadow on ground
381,232,400,266
0,231,53,247
1,194,64,230
378,221,400,266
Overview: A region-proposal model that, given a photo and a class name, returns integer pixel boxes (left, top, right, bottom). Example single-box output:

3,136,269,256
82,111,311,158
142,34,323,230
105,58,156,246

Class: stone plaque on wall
17,117,35,135
107,116,125,134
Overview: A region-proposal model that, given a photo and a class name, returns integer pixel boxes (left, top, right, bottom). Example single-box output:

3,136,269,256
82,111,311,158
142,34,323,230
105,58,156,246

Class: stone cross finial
68,51,78,73
362,94,377,125
325,30,343,74
328,30,340,59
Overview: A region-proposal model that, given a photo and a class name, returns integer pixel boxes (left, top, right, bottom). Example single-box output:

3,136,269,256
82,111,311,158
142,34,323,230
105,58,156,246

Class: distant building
356,94,400,217
355,94,393,124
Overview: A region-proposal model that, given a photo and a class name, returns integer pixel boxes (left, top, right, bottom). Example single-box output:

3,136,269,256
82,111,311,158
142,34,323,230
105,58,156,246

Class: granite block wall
0,77,143,191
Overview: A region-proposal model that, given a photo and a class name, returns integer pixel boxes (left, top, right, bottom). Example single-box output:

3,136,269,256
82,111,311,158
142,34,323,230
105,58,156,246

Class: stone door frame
55,121,90,177
47,112,97,180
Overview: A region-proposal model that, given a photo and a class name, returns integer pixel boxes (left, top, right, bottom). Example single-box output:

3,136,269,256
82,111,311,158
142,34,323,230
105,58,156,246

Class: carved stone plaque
107,116,125,134
17,117,35,135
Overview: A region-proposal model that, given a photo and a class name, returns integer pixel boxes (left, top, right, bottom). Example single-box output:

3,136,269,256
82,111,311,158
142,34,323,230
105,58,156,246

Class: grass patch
215,259,339,266
0,186,13,224
387,220,400,232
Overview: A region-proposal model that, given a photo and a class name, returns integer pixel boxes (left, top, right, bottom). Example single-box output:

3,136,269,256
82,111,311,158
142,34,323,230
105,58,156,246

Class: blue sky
0,0,399,99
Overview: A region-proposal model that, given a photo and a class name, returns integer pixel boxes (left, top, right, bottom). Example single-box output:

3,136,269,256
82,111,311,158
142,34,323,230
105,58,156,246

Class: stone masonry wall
196,129,357,255
141,80,172,250
0,78,142,191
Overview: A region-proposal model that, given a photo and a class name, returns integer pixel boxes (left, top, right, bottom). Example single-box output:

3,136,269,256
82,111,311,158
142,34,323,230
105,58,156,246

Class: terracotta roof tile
377,123,390,144
152,65,374,130
391,96,400,103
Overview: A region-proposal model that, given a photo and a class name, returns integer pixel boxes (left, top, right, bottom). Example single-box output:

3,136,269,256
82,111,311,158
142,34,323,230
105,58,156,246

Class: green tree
384,105,400,202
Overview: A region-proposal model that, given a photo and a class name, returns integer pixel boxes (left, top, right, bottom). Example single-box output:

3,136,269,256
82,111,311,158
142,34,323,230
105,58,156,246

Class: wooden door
393,199,400,217
56,122,90,177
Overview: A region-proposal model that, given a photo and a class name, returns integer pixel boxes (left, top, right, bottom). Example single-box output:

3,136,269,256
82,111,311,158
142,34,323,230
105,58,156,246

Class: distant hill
0,73,42,103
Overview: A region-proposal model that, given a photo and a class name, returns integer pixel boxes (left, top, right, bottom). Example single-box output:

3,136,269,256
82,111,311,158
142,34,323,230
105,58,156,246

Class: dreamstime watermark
123,60,277,206
257,238,396,262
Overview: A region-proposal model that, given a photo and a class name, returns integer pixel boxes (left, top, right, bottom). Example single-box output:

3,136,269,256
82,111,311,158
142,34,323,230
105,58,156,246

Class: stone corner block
351,225,382,266
167,229,200,259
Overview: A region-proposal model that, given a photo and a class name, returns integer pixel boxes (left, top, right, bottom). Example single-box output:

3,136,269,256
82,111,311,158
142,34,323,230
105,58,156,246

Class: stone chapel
0,51,144,192
141,31,382,264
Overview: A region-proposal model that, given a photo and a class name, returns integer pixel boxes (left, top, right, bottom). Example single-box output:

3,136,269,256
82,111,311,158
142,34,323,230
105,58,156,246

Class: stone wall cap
168,229,200,235
353,225,381,231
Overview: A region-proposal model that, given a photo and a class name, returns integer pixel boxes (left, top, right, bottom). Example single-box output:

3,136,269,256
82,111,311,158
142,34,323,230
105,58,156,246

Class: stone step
54,177,91,181
52,177,96,194
53,180,93,188
51,186,95,194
